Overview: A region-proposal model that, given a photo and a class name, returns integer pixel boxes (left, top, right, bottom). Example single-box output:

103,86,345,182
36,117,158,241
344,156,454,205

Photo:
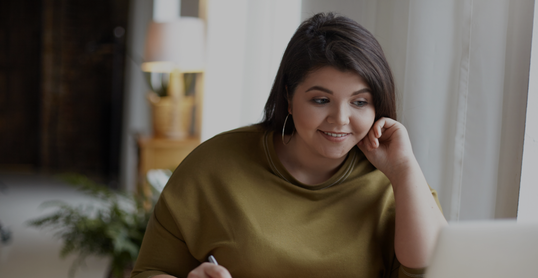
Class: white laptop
425,220,538,278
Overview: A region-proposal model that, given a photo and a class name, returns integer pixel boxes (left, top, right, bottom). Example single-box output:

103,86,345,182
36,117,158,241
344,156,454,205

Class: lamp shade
142,17,205,73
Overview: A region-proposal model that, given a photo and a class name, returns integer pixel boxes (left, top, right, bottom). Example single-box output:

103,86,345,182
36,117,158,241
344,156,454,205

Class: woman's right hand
187,262,232,278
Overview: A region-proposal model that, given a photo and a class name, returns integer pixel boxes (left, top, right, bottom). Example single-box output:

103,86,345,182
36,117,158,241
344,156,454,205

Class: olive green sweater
131,125,441,278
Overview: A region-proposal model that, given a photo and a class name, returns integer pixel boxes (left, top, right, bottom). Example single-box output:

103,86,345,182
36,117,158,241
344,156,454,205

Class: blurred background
1,0,537,277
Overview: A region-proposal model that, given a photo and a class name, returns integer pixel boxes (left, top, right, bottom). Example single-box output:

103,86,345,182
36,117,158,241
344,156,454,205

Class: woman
131,13,447,278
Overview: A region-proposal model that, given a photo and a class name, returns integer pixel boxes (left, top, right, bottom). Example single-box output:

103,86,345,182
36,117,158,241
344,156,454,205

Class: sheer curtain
518,1,538,223
302,0,534,220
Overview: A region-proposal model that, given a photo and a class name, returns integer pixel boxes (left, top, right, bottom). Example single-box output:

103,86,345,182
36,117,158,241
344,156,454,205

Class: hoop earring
281,114,294,145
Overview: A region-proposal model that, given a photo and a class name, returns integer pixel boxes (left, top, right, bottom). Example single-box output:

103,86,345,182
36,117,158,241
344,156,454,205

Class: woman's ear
286,86,292,115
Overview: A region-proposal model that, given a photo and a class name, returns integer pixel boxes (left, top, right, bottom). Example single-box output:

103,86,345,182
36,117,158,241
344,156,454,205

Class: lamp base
148,92,186,139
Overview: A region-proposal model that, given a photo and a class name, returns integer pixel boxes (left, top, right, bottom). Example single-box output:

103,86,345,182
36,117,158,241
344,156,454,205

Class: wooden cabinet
138,137,200,174
138,136,200,204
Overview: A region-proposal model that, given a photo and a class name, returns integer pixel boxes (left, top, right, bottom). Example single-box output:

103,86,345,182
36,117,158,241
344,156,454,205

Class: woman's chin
319,146,355,160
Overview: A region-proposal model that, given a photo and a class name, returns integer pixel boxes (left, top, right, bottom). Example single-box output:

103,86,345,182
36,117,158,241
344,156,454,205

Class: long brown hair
260,12,396,134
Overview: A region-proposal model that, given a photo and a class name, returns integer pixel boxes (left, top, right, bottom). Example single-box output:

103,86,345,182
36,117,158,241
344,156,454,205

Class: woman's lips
319,130,351,141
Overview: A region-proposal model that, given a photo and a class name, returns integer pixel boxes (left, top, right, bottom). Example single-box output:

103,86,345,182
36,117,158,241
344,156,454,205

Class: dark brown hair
260,12,396,134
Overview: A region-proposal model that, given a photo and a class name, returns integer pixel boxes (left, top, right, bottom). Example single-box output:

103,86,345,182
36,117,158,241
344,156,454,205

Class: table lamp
142,17,205,139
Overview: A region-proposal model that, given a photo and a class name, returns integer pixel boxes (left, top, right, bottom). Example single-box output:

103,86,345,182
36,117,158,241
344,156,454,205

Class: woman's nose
327,103,350,126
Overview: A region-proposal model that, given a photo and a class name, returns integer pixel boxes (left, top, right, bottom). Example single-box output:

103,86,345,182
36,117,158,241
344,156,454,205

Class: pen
208,255,218,265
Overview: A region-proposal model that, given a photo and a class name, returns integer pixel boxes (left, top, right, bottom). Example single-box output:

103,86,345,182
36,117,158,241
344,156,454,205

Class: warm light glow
141,61,176,73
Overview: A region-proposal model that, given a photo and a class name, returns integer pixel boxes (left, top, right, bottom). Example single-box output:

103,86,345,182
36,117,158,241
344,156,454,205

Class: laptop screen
424,220,538,278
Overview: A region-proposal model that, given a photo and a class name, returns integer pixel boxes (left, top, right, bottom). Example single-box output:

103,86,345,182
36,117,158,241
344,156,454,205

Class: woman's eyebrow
352,88,371,95
305,86,371,95
305,85,333,94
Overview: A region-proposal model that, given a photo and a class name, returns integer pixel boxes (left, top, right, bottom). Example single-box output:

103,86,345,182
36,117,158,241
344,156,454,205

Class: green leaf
26,173,160,277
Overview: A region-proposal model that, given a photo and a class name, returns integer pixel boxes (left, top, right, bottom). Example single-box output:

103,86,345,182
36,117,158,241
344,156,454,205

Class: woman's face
289,66,376,160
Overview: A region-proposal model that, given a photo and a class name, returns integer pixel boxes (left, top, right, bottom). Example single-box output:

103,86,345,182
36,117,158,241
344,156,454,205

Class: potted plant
27,174,161,278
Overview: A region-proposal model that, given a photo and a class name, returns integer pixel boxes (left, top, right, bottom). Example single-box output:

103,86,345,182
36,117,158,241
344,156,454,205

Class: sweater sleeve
399,266,426,278
131,197,200,278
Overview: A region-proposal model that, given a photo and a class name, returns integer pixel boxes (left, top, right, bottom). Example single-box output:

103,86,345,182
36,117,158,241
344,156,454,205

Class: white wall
120,0,154,191
201,0,302,141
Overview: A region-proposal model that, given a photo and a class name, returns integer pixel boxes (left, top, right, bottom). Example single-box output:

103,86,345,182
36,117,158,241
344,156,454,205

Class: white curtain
518,1,538,223
302,0,534,221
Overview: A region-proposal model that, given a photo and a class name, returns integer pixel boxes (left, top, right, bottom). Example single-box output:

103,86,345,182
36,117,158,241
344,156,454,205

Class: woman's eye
313,98,329,104
352,100,367,107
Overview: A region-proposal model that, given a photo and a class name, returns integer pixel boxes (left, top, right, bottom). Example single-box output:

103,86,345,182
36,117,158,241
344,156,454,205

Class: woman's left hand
358,118,447,269
357,117,416,180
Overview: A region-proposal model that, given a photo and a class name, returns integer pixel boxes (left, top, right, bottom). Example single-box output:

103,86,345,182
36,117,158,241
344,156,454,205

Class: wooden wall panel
0,0,42,170
1,0,128,183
